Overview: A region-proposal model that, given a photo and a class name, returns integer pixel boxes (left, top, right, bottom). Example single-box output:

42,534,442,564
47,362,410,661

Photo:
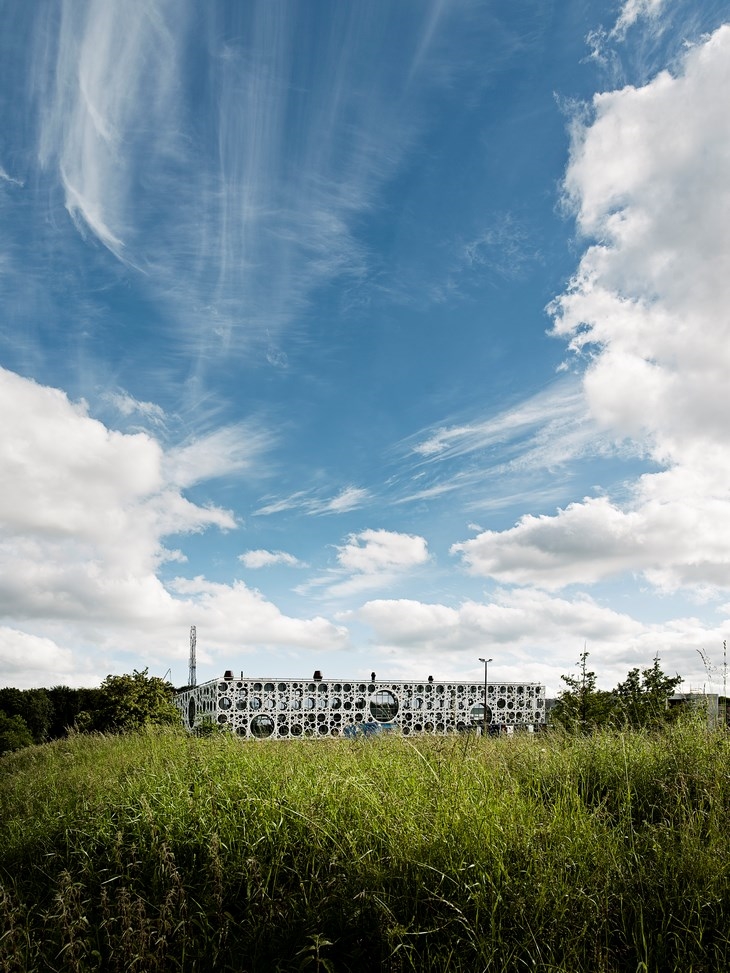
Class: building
174,671,547,738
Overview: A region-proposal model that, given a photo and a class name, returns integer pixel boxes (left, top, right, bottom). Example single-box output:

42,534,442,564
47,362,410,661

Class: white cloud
410,381,589,461
314,486,371,515
169,577,347,650
239,549,303,569
454,26,730,596
0,368,348,686
0,627,97,690
337,529,429,574
352,587,722,695
103,390,168,427
255,485,371,518
0,166,24,188
611,0,666,39
165,423,275,489
299,529,430,600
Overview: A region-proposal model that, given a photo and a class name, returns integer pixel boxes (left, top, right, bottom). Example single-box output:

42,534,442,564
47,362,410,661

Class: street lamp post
479,657,492,736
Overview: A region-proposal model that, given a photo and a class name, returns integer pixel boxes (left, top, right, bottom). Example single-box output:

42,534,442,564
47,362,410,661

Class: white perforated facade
174,674,546,738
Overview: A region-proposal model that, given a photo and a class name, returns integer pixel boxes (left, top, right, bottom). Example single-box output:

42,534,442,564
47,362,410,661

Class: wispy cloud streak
29,0,468,363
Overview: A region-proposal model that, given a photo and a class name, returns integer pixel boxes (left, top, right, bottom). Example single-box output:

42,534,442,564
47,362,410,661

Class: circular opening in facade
250,697,262,710
219,697,232,710
370,690,398,722
304,697,315,710
250,715,274,738
278,683,287,692
218,682,228,692
470,703,492,725
343,683,352,692
331,698,341,709
291,724,302,736
318,683,328,692
187,697,196,728
217,714,228,724
236,699,247,711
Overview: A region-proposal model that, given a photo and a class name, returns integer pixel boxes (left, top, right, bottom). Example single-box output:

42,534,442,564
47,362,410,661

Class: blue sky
2,0,730,695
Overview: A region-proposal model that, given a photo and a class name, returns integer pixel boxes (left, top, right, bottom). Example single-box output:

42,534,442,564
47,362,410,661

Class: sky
2,0,730,697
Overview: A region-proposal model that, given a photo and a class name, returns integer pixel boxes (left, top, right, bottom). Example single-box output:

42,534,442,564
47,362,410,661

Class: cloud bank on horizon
1,0,730,695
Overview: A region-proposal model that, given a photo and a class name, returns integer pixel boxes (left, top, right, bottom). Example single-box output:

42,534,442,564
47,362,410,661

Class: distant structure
173,671,546,739
188,626,197,688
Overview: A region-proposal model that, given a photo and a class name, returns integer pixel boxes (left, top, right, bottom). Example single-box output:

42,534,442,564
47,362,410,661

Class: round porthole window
370,690,398,723
219,697,232,710
250,715,274,738
470,703,492,725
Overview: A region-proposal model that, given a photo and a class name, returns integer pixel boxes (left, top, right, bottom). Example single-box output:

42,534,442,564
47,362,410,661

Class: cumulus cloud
239,549,303,569
0,627,97,690
337,529,429,574
453,26,730,595
0,368,347,686
300,529,430,600
352,587,720,694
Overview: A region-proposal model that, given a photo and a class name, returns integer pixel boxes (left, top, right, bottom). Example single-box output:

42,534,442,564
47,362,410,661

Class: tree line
0,669,179,755
550,651,686,731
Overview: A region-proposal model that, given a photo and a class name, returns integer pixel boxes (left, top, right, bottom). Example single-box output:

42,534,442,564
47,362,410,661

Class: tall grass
1,720,729,972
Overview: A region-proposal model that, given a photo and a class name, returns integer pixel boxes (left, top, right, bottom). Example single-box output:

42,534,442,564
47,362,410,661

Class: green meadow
1,722,729,972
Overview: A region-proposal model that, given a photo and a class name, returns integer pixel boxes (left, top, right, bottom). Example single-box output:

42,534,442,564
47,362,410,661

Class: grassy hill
1,723,729,972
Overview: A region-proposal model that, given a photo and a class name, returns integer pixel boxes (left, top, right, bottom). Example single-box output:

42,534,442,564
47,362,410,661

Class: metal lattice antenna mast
188,625,197,688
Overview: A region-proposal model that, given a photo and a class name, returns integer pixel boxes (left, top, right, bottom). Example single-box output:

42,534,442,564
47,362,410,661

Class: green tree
614,656,682,728
0,687,54,743
551,651,617,731
47,686,104,737
0,711,34,755
94,669,180,732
